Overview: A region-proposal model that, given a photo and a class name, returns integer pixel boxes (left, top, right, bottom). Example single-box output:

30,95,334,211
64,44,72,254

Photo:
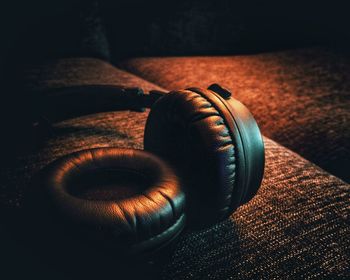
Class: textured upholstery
163,138,350,279
1,58,349,278
1,57,164,210
120,47,350,182
2,109,349,279
20,57,164,91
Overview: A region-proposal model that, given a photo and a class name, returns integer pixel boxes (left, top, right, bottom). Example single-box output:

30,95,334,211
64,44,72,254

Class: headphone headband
30,85,166,123
29,83,231,124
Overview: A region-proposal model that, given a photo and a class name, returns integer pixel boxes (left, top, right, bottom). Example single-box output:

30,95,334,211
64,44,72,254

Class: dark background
2,0,350,128
1,0,350,67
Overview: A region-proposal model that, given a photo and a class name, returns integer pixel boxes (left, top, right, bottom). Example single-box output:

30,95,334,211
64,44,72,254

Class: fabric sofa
1,1,349,279
0,56,348,279
119,47,350,182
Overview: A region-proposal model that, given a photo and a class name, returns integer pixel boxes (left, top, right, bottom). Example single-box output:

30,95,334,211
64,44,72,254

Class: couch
1,1,349,279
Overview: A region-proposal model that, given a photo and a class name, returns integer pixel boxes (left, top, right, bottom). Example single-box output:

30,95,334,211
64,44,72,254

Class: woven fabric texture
162,138,350,279
119,47,350,182
1,57,349,279
20,57,164,91
1,58,163,209
2,109,349,279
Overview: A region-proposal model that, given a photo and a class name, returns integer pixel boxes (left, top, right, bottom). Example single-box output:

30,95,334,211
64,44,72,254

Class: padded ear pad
39,147,186,255
144,88,264,227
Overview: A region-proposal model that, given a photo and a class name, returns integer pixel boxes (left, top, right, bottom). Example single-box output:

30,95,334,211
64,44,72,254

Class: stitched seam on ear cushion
111,178,180,241
158,189,176,220
183,89,238,216
113,203,135,232
140,189,180,241
130,213,185,251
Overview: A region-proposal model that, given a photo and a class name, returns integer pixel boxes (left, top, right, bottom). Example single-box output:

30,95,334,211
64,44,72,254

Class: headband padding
39,147,186,255
144,89,240,226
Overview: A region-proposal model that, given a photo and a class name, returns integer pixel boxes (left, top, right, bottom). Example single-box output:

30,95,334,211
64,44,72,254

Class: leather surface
189,87,265,206
36,147,186,254
144,89,240,227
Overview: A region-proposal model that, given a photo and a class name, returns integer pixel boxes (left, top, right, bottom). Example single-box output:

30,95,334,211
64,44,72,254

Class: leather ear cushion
144,89,240,227
37,148,186,255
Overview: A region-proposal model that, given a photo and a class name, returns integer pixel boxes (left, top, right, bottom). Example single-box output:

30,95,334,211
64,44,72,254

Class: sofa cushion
119,47,350,182
164,138,349,279
2,110,349,279
19,57,164,92
2,57,165,209
1,57,349,279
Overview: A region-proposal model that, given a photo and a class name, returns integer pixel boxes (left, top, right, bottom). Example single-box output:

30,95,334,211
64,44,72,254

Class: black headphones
31,84,264,256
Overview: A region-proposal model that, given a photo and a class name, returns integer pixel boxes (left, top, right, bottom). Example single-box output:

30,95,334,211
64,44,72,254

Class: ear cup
144,88,264,227
38,148,186,255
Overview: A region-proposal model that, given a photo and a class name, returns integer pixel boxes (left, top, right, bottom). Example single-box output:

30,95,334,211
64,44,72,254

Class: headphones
32,84,264,256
